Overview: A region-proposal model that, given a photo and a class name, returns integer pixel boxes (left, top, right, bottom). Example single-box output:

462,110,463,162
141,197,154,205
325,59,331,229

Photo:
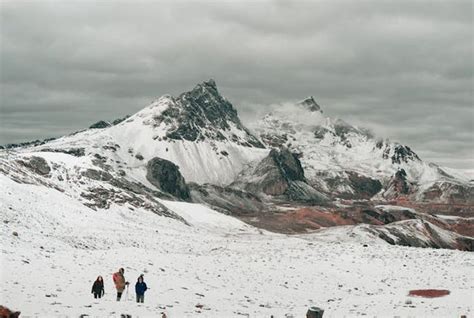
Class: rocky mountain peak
152,80,264,148
297,96,322,113
183,79,220,102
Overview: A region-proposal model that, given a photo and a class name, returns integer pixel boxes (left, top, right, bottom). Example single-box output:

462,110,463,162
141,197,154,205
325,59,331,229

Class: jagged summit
150,79,264,148
297,96,322,113
183,79,220,101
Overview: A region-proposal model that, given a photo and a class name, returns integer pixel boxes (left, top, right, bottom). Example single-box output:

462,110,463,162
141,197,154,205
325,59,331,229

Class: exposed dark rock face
18,156,51,176
39,147,85,157
375,139,384,149
347,172,383,199
421,182,474,204
102,143,120,151
236,148,304,196
383,144,420,164
112,115,130,125
269,148,305,183
189,183,265,215
309,171,382,200
386,169,411,196
232,148,327,204
79,185,185,222
109,177,175,200
285,181,328,204
146,157,190,200
259,132,288,148
368,220,474,251
361,207,417,224
314,126,331,139
0,137,57,150
82,169,113,182
155,79,264,148
89,120,111,129
297,96,322,113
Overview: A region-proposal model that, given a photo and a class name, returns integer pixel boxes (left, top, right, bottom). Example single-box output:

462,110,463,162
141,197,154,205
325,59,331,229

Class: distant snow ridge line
255,93,472,204
0,79,472,251
3,78,471,203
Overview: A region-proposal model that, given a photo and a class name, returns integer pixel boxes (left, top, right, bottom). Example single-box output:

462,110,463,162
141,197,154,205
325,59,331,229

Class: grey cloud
0,0,472,169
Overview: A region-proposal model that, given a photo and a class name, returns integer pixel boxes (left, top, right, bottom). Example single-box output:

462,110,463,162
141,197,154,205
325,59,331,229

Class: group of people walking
91,268,148,303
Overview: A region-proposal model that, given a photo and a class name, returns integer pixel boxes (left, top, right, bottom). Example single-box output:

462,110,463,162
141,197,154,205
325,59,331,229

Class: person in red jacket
112,268,129,301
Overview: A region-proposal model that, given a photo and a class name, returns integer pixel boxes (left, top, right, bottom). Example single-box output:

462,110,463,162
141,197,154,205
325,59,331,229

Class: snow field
1,175,473,317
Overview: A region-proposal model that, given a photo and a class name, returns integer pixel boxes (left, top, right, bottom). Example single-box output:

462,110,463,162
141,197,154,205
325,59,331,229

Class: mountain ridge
1,79,472,251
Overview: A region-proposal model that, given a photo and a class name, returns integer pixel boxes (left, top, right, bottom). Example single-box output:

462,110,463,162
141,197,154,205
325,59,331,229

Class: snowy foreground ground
1,175,473,317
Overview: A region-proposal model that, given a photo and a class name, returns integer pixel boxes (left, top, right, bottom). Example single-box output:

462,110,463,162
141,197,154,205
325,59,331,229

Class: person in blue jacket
135,274,148,303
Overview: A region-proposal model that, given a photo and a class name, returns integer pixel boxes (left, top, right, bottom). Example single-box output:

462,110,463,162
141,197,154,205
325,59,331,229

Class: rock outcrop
155,79,264,148
232,148,328,204
18,156,51,176
89,120,111,129
190,183,265,215
146,157,190,200
298,96,322,113
383,169,411,199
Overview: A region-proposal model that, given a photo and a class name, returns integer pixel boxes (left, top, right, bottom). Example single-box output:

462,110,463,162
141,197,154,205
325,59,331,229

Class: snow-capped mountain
2,79,473,316
254,97,473,204
3,80,269,186
3,79,470,204
1,79,472,252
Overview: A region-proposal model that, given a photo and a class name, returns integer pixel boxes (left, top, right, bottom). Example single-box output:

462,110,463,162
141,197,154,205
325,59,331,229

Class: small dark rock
89,120,111,129
82,169,113,181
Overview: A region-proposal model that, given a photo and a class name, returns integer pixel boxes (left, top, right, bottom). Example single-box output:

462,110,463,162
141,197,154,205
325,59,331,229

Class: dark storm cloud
1,0,472,169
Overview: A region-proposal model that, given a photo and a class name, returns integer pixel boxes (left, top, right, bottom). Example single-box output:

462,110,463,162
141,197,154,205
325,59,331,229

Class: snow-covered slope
254,97,473,203
2,174,473,317
1,80,473,316
12,80,268,186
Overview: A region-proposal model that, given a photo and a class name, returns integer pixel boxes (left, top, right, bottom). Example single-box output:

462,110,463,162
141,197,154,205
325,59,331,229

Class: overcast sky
1,0,472,170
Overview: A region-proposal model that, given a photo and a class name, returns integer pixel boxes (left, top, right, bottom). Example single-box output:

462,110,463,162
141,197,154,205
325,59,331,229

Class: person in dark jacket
91,276,105,299
135,274,148,303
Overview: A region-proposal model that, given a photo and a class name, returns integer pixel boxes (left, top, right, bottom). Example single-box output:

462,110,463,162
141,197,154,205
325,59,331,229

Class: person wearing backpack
112,268,129,301
135,274,148,303
91,276,105,299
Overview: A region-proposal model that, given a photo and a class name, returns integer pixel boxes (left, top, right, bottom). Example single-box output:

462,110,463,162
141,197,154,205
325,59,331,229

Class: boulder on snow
306,306,324,318
146,157,190,200
18,156,51,176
